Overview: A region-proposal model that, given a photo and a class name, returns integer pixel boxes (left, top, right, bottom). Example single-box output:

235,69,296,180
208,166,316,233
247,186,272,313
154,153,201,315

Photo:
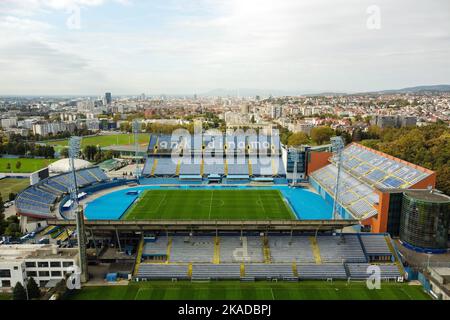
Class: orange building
308,143,436,234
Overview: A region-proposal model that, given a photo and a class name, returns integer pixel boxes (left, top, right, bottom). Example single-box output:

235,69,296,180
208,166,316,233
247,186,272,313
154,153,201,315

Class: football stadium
11,131,449,299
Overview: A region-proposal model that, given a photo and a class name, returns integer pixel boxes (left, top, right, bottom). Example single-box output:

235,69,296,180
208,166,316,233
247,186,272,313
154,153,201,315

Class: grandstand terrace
15,167,109,218
133,234,403,281
142,133,286,182
310,143,436,232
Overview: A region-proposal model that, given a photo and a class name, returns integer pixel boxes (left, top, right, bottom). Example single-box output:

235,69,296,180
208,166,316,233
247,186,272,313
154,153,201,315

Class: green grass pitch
66,281,430,300
0,158,55,173
44,133,149,148
123,189,295,220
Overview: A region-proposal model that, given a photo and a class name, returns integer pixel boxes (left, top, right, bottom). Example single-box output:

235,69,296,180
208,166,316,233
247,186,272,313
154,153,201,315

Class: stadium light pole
133,119,141,181
331,136,345,220
68,136,88,283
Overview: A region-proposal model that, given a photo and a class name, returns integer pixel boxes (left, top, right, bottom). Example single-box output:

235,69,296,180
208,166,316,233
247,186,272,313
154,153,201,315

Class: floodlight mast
133,119,141,180
331,136,345,220
68,136,88,282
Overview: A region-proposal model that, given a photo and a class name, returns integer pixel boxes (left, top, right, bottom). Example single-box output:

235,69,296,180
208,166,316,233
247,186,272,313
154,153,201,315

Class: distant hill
367,84,450,94
199,88,300,97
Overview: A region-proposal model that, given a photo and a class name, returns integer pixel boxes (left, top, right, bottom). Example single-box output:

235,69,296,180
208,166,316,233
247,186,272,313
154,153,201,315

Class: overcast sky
0,0,449,95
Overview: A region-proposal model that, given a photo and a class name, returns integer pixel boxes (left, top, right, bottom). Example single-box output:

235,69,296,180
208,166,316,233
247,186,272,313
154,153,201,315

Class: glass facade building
399,191,450,250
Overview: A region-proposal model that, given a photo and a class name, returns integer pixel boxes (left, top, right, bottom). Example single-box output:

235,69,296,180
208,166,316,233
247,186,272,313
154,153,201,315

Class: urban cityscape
0,0,449,312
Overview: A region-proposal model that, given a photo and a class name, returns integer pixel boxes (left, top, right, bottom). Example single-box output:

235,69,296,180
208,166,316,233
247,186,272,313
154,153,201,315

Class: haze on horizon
0,0,449,96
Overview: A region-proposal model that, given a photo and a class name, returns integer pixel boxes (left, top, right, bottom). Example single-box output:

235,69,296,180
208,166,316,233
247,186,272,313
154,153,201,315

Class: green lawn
123,189,295,220
44,133,150,148
0,158,55,173
0,178,29,200
0,293,11,301
66,281,430,300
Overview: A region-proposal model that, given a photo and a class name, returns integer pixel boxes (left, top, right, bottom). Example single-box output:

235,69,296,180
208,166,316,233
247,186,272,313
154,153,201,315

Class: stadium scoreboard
30,167,50,185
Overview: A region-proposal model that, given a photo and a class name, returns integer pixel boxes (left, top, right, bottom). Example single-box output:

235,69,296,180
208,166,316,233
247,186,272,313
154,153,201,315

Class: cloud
0,0,449,94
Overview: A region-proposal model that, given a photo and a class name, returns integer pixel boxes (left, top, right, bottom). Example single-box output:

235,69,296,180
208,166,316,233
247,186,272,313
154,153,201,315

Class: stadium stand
297,264,347,280
192,264,241,280
16,167,109,217
347,264,401,280
179,162,201,176
268,236,315,263
152,157,178,176
129,235,404,281
227,161,249,176
136,264,189,280
203,162,225,175
219,236,264,263
359,234,394,262
316,235,367,263
310,143,434,221
244,264,295,280
170,236,215,263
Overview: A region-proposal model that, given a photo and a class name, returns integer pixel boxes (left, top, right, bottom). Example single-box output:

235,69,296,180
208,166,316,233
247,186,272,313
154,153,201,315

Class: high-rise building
271,105,282,119
105,92,112,105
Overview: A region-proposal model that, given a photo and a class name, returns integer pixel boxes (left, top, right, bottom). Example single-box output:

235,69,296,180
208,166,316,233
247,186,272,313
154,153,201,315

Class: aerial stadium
11,130,449,294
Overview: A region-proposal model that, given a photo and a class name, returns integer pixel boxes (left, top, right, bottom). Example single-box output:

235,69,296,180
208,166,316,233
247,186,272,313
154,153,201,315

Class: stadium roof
48,158,92,173
310,143,434,220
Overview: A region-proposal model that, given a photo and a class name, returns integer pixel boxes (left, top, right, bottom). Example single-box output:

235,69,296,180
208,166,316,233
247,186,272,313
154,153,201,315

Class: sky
0,0,449,95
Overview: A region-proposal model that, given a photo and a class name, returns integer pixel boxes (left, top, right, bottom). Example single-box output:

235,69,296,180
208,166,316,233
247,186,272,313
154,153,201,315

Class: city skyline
0,0,449,95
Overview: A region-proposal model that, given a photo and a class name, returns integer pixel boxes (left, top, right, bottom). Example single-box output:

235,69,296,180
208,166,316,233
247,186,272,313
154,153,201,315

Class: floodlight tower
331,136,345,220
133,119,141,181
290,148,300,186
68,136,88,283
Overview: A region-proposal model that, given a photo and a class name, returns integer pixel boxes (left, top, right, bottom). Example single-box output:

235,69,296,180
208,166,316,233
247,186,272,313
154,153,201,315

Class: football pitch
66,281,430,300
0,158,55,173
122,189,296,220
44,133,149,148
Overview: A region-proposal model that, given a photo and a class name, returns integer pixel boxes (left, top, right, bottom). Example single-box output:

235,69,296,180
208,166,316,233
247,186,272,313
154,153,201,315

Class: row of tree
359,124,450,195
284,126,339,147
0,142,55,158
12,277,41,300
0,195,21,237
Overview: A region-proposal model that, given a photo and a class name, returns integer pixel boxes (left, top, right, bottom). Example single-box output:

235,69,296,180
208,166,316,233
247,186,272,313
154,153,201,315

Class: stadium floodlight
68,136,82,207
133,119,141,180
331,136,345,220
68,136,88,282
289,148,301,185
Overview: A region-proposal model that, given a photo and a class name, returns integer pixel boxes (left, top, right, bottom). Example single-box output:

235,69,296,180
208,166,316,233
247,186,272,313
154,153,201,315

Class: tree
13,282,27,300
287,132,310,146
26,277,41,300
15,161,21,171
0,194,5,235
60,147,69,158
310,126,335,145
6,163,11,172
8,193,16,202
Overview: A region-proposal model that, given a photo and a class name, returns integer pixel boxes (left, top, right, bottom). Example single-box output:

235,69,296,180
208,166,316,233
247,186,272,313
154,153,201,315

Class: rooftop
0,244,78,262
